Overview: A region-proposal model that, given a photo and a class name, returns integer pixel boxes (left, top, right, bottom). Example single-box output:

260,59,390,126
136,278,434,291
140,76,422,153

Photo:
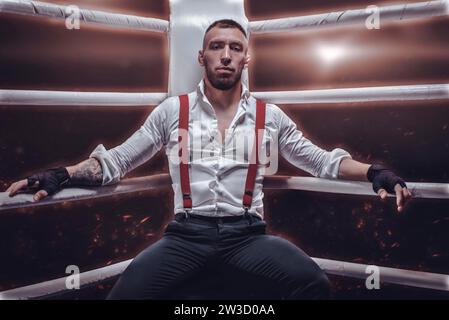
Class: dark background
0,0,448,299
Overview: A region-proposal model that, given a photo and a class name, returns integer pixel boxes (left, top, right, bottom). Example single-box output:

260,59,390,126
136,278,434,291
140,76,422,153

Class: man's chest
163,99,278,175
215,110,239,145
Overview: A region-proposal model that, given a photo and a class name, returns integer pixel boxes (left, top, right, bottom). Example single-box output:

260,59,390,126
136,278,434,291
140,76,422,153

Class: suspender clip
243,206,253,225
183,208,191,219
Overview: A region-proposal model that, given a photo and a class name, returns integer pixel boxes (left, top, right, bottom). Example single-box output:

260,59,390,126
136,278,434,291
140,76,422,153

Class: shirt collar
196,78,251,110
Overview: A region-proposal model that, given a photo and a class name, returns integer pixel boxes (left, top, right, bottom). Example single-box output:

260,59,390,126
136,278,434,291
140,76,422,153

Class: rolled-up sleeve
89,100,170,185
275,105,351,179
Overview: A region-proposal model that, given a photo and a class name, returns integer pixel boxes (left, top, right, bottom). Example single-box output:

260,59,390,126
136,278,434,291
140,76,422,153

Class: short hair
204,19,247,40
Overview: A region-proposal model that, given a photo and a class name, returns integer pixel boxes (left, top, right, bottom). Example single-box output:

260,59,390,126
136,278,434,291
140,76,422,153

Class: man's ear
243,54,251,69
198,50,205,66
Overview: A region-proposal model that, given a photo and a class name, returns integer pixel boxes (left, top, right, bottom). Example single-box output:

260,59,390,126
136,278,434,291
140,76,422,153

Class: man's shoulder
248,95,276,107
154,95,181,118
159,91,198,109
249,95,282,116
159,95,179,108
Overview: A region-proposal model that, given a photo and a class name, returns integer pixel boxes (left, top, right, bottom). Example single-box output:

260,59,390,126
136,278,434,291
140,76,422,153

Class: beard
204,60,243,91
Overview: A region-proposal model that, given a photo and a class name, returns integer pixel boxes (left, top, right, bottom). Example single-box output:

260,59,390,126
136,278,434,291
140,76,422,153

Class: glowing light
315,44,348,65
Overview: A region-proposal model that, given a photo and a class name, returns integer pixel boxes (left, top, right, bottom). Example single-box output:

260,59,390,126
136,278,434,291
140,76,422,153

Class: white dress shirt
90,80,351,218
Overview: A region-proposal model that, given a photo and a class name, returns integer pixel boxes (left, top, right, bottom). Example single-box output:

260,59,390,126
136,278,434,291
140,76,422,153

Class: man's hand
367,164,413,213
6,167,70,202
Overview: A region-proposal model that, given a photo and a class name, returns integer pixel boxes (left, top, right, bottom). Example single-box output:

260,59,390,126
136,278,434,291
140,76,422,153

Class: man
6,19,412,299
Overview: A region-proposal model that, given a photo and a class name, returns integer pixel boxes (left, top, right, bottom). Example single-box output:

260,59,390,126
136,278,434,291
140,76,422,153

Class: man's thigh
107,222,212,299
221,234,329,299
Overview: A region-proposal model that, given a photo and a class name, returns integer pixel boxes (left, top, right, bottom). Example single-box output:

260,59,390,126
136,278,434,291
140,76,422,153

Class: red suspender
178,95,266,212
242,99,266,210
178,95,192,210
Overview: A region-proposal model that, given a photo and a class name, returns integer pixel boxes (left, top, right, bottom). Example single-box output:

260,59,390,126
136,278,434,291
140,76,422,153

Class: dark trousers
107,212,330,300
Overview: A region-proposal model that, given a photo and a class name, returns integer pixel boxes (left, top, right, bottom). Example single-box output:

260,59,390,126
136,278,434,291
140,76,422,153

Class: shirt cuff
89,144,122,186
320,148,352,179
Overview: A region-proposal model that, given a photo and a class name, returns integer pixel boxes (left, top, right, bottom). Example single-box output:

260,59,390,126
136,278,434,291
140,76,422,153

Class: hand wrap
27,167,70,195
367,164,407,194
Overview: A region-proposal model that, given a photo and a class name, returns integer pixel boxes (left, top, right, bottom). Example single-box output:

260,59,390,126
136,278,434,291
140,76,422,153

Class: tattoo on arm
67,158,103,186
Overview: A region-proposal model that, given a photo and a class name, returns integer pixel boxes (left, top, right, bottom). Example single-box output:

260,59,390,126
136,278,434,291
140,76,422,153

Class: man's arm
337,158,370,181
338,158,412,213
275,104,351,179
6,157,104,202
66,157,103,186
274,105,412,213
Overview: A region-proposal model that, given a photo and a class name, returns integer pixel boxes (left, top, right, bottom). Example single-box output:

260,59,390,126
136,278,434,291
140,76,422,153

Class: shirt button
209,181,217,189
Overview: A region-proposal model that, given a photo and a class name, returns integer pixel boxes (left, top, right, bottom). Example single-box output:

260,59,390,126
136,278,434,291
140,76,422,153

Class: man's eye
231,45,243,51
210,43,221,49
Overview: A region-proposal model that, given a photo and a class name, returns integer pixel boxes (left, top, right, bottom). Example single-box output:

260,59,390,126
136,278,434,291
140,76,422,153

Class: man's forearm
338,158,371,181
66,158,103,186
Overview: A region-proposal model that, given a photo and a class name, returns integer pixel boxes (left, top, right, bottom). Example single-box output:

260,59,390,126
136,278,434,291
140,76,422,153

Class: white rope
1,256,447,299
312,258,449,292
0,90,168,106
249,0,449,34
1,174,448,212
0,0,169,33
264,176,449,199
3,1,447,35
252,84,449,104
0,259,132,300
2,84,448,106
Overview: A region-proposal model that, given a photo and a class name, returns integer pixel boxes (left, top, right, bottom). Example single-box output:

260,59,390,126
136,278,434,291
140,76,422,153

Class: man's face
199,27,249,91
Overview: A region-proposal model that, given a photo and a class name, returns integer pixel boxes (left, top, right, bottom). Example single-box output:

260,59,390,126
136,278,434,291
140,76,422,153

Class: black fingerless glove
27,167,71,196
367,164,407,194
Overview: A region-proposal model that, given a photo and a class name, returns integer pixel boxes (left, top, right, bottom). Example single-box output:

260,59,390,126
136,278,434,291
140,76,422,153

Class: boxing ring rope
0,259,133,300
0,0,169,33
249,0,449,34
1,0,448,299
1,0,447,34
253,84,449,104
1,83,449,106
0,90,168,106
1,174,448,212
1,256,448,299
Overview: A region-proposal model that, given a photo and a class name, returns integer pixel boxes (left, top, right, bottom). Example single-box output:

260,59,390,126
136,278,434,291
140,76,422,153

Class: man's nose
220,46,231,65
